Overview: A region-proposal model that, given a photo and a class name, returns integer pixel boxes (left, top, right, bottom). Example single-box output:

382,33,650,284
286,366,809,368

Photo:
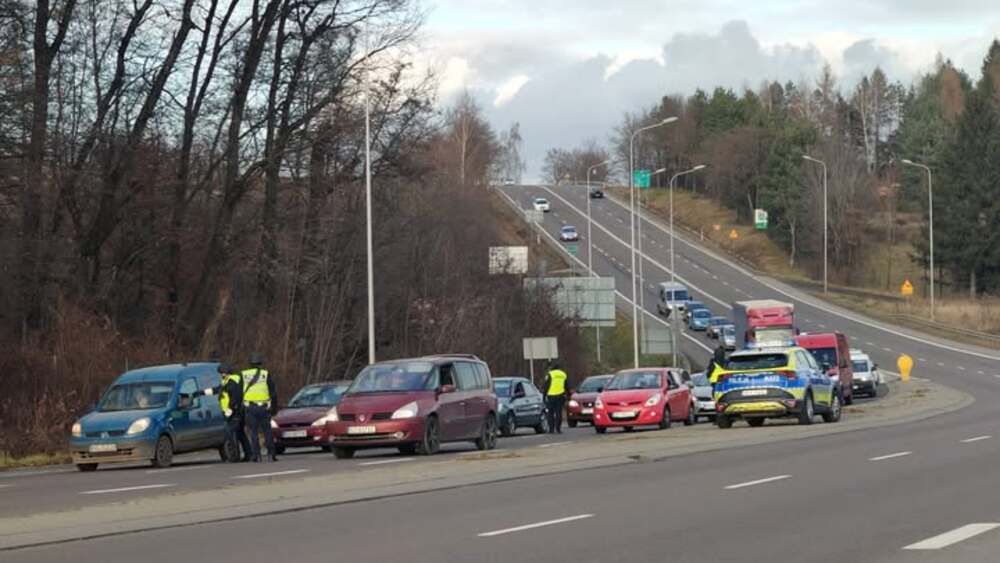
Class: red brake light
779,370,797,380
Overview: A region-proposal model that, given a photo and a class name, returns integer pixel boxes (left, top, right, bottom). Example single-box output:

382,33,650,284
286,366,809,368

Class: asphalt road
8,183,1000,562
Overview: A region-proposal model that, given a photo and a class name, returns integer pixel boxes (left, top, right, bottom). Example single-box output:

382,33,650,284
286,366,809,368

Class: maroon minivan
326,355,498,459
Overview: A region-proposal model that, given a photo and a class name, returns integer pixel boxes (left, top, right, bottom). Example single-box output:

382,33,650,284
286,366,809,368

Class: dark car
494,377,549,436
273,381,351,453
326,355,498,458
567,374,613,427
707,316,730,339
589,189,604,199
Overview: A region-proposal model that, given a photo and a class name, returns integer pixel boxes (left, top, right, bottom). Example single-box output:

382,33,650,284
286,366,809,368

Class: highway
7,183,1000,562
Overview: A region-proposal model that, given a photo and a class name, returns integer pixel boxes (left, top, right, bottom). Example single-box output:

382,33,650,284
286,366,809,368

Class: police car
711,346,841,428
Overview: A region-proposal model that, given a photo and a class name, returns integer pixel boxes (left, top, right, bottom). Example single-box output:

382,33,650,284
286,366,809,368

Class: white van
656,282,690,317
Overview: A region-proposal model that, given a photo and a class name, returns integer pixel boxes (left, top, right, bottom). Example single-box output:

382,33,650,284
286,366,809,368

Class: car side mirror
438,384,455,394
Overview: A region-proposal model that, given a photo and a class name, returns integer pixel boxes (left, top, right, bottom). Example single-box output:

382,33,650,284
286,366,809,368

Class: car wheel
417,416,441,455
595,425,607,434
332,446,355,459
501,412,517,437
321,445,332,453
746,418,765,428
534,412,550,434
684,403,696,426
798,393,815,426
716,415,733,429
822,392,842,423
76,463,98,472
658,407,672,430
220,439,240,463
568,419,578,428
398,444,417,455
151,435,174,468
475,414,498,451
274,445,285,455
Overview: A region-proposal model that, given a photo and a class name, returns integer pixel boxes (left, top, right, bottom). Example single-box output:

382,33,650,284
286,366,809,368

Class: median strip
233,469,309,480
869,451,912,461
80,484,175,495
904,523,1000,550
724,475,791,490
477,514,594,537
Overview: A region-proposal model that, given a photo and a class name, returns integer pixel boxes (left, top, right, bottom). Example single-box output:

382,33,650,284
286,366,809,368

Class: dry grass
0,451,71,470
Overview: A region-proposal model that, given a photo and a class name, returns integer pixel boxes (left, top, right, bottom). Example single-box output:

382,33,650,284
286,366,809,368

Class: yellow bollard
897,354,913,383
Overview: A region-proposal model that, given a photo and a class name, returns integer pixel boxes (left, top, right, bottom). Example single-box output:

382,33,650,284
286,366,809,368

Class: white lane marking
478,514,595,537
146,464,214,475
978,370,985,375
918,358,927,363
994,375,1000,380
80,484,175,495
869,451,912,462
904,523,1000,550
724,475,791,490
233,469,309,479
958,366,966,371
961,435,992,443
358,458,415,466
0,484,11,489
866,341,876,346
818,324,827,329
538,442,570,448
883,347,893,352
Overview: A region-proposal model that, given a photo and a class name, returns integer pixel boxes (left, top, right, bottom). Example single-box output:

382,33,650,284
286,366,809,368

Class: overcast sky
418,0,1000,179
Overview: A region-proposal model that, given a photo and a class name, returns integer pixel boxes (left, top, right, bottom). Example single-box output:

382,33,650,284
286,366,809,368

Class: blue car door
197,371,226,448
172,377,201,451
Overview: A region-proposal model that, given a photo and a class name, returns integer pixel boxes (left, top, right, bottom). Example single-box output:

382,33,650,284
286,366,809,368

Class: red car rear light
778,370,797,380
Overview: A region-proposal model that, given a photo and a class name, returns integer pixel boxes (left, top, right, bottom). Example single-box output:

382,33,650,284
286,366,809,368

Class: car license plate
283,430,307,438
89,444,117,453
347,425,377,435
611,410,636,419
743,389,768,397
581,408,593,415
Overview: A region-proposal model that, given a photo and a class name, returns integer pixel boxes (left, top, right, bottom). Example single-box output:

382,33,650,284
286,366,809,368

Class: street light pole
902,159,935,320
364,76,375,364
629,117,677,368
668,165,706,283
803,155,828,294
587,159,611,364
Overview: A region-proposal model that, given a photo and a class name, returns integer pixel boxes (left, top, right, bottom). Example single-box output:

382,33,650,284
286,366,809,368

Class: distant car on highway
688,308,712,331
795,332,855,405
70,363,227,472
503,178,515,186
684,300,707,321
326,355,498,458
706,316,730,339
567,374,613,427
656,281,690,317
721,325,737,350
690,372,716,422
559,225,580,241
712,347,841,428
850,349,882,398
532,197,551,212
593,368,694,433
273,381,351,454
589,188,604,199
493,377,549,436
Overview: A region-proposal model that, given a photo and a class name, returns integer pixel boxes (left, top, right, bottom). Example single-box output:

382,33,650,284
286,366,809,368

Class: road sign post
523,337,559,386
754,209,768,230
633,169,651,189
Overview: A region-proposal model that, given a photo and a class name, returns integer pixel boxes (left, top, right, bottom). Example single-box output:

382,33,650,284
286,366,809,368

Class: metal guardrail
886,314,1000,345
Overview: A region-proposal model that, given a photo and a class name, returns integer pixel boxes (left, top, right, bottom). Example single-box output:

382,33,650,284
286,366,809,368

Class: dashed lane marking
233,469,309,480
478,514,595,537
80,484,175,495
961,435,991,443
869,451,912,462
904,523,1000,550
724,475,791,490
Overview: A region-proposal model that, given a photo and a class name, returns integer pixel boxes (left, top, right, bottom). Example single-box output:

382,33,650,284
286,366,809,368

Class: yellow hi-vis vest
242,368,271,404
708,362,725,385
219,373,242,412
546,369,568,396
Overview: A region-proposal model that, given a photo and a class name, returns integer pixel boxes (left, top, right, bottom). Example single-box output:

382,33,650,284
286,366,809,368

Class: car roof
584,374,613,380
561,225,576,229
710,316,729,321
115,362,219,384
729,347,798,357
849,351,870,360
494,376,528,383
379,354,483,366
658,281,687,290
302,380,352,387
534,197,547,201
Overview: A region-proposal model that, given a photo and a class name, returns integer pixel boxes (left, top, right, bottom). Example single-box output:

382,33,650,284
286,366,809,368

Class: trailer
733,299,795,349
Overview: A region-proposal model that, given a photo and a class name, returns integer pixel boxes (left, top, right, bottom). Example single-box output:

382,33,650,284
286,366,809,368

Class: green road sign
754,209,768,230
632,169,651,189
566,243,579,256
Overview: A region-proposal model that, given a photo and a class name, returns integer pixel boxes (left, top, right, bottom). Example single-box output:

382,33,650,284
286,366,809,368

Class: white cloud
493,74,532,106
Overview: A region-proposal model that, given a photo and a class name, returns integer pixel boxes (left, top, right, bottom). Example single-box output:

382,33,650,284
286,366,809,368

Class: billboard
489,246,529,275
523,277,616,327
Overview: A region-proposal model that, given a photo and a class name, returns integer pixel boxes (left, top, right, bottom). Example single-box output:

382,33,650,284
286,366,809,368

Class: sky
417,0,1000,179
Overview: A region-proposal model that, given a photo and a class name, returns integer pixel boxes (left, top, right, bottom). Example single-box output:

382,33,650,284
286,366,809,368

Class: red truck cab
794,332,855,404
734,300,795,348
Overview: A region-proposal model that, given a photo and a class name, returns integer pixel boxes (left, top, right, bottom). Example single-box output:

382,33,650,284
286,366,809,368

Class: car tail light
778,370,797,380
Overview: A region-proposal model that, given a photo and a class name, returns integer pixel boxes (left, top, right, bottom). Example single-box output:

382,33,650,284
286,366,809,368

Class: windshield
608,372,662,390
348,362,435,393
807,347,838,368
561,226,576,232
578,376,610,393
724,353,788,370
852,360,869,373
691,373,709,386
98,382,174,412
535,198,547,204
493,380,514,397
723,326,735,336
289,384,349,407
694,310,711,319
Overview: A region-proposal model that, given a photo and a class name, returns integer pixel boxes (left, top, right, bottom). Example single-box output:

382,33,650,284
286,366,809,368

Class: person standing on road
707,344,728,386
242,353,279,462
544,361,568,434
218,363,252,462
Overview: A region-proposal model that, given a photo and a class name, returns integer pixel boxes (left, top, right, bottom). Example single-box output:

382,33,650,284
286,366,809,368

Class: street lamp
902,159,935,320
587,158,611,364
668,165,706,283
629,117,677,368
802,155,828,294
364,80,376,364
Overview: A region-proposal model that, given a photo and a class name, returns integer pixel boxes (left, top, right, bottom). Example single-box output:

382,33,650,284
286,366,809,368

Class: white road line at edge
869,451,912,462
358,458,415,466
724,475,791,490
538,442,570,448
233,469,309,479
80,484,175,495
904,523,1000,550
478,514,595,537
961,435,992,443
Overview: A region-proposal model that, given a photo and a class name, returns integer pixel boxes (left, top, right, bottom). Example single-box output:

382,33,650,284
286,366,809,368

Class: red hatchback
272,381,351,453
326,355,498,459
593,368,694,433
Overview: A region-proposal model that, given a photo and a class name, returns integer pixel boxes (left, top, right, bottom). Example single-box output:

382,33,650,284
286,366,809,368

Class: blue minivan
70,363,228,471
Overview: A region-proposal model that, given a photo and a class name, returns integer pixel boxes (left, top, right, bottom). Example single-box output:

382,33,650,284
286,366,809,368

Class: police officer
218,363,252,462
242,353,279,462
706,344,728,386
543,361,568,434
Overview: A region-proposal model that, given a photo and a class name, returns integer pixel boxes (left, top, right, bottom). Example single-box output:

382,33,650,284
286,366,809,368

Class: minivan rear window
348,362,435,393
724,354,788,370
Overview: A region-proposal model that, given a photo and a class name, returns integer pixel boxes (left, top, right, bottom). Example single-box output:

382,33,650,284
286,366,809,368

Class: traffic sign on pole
566,243,578,256
901,279,914,297
754,209,768,230
633,169,651,189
